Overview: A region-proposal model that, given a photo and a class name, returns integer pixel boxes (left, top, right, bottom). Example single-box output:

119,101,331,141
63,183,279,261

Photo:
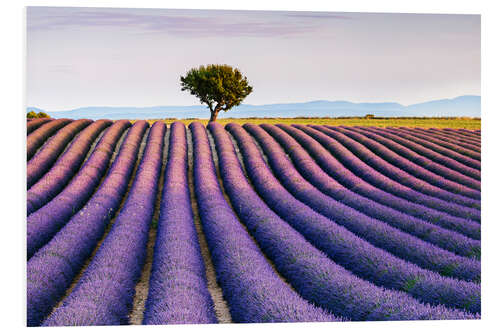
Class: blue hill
27,95,480,120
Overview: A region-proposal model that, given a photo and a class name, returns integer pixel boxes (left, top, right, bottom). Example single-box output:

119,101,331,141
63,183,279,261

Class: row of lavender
27,120,480,326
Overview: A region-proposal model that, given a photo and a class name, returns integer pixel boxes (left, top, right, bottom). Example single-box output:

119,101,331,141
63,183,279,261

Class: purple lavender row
329,126,480,199
27,119,113,215
27,119,92,189
401,127,481,155
27,118,52,134
446,128,481,140
143,122,217,325
316,125,480,210
243,124,480,281
296,125,481,222
27,120,130,259
440,129,481,147
441,128,481,141
429,128,481,147
381,127,481,170
190,122,336,323
416,128,481,150
278,125,480,240
359,126,480,181
403,127,480,150
392,127,481,161
27,121,148,326
27,118,72,160
261,124,480,258
345,127,480,192
460,128,481,135
43,122,165,326
218,123,478,318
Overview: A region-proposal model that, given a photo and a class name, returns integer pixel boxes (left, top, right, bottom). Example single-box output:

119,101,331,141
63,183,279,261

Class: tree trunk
209,110,219,122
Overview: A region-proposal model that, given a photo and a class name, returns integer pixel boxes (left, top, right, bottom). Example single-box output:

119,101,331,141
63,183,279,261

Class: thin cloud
27,7,333,37
284,13,353,20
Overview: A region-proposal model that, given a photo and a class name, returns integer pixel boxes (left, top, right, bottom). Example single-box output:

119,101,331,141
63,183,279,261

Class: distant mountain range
27,95,480,120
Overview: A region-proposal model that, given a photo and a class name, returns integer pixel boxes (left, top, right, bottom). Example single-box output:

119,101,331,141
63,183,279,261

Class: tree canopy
27,111,38,119
180,64,253,122
27,111,51,119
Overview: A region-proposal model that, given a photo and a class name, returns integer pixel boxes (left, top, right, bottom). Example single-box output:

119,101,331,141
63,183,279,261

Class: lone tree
180,64,253,122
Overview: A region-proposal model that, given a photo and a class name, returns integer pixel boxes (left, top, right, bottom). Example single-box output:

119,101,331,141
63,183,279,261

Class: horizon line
28,94,481,113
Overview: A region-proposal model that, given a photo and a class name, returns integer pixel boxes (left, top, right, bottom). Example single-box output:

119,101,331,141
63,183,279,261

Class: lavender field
26,119,481,326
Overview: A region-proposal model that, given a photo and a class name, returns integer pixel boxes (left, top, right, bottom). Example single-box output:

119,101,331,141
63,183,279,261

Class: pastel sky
27,7,480,111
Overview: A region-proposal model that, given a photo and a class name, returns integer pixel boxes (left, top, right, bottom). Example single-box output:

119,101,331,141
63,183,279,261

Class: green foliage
27,111,38,119
27,111,51,119
37,111,50,118
180,64,253,122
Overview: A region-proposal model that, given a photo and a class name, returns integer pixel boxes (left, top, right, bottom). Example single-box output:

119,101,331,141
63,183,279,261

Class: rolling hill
27,95,480,120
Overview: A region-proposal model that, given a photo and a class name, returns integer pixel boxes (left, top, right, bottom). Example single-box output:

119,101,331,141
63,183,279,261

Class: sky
26,7,480,111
